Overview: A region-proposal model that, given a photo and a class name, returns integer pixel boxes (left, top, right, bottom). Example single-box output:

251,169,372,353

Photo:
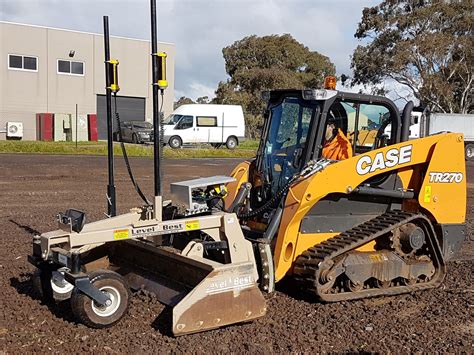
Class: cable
236,159,332,219
114,94,151,206
159,90,165,166
237,176,294,219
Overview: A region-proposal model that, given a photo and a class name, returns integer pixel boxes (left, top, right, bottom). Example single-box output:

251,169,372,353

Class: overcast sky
1,0,381,101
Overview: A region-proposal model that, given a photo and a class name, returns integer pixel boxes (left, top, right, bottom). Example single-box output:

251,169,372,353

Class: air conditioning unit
7,122,24,138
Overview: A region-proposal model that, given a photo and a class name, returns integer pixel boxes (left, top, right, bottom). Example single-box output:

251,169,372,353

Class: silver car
116,121,153,144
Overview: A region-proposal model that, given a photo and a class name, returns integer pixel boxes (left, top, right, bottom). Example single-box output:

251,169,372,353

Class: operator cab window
322,100,391,158
176,116,193,130
262,97,316,195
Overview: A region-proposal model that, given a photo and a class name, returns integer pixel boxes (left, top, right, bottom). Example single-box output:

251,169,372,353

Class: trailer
421,113,474,160
386,111,474,160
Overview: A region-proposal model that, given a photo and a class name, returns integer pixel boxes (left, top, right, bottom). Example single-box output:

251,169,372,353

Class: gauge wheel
169,136,182,149
71,270,130,328
465,143,474,161
226,136,238,150
33,269,74,302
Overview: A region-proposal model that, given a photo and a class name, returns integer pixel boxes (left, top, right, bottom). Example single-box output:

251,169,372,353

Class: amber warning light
324,76,337,90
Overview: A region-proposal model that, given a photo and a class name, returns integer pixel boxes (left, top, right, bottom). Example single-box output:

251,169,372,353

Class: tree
174,96,194,109
196,96,210,104
351,0,473,113
214,34,335,138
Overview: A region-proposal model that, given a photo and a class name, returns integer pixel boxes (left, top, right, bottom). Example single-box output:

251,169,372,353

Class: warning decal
113,229,129,240
424,186,432,203
185,220,200,231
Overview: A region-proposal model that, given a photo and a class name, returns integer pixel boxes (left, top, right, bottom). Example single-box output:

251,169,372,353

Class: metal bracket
74,277,110,307
203,241,228,250
254,242,275,293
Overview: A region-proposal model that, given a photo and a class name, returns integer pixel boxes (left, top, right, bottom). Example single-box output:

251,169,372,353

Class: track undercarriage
293,211,446,301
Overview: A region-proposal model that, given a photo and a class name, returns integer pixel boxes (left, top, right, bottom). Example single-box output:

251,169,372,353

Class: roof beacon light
324,76,337,90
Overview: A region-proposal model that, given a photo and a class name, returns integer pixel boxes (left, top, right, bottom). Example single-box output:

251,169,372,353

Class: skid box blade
109,240,266,335
172,262,266,335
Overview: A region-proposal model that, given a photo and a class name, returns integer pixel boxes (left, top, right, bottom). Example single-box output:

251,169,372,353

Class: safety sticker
424,186,432,203
113,229,129,240
185,220,200,231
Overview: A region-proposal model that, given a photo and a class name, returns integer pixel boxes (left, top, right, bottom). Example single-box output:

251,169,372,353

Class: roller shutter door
96,95,146,140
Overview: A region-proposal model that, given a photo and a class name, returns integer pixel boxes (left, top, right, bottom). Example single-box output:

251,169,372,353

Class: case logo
356,145,412,175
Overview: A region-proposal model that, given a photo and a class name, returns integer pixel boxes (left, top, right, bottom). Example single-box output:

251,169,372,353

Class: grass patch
239,140,260,149
0,140,257,159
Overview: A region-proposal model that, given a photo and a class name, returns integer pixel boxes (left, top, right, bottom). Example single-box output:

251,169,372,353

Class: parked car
115,121,153,144
163,104,246,149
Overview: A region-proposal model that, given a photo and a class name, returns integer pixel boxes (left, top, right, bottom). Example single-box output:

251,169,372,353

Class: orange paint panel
418,134,466,223
273,133,465,281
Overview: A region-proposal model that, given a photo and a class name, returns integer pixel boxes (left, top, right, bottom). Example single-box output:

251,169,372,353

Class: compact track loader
28,1,466,336
225,88,466,302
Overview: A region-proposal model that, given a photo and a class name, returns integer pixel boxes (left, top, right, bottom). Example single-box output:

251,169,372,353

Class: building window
8,54,38,72
197,116,217,127
57,59,84,76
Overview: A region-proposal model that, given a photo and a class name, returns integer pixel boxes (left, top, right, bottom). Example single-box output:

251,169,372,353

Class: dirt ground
0,154,472,353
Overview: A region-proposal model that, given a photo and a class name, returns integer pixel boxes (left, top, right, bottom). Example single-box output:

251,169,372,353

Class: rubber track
293,210,446,302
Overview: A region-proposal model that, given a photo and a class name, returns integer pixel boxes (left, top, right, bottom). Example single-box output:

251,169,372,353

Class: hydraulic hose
236,159,333,220
114,94,151,206
237,177,294,219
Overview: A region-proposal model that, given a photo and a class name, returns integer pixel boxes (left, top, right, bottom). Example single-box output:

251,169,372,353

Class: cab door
303,97,403,235
174,115,195,144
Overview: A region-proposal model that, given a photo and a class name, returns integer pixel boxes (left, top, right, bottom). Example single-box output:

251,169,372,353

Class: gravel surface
0,155,472,353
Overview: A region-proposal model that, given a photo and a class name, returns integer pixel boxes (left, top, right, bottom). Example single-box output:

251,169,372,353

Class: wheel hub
91,286,121,317
391,223,425,258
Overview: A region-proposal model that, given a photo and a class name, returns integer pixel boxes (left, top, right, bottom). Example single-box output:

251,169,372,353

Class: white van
163,104,245,149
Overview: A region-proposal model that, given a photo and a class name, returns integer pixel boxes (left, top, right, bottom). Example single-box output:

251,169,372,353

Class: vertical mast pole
150,0,162,220
103,15,116,217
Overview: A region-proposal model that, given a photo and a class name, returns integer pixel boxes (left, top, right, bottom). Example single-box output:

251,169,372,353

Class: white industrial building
0,21,175,140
